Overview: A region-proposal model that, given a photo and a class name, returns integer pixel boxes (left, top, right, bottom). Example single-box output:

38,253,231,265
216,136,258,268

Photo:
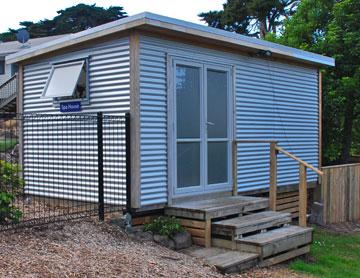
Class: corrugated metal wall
139,36,318,206
235,58,318,192
139,39,168,206
22,38,130,204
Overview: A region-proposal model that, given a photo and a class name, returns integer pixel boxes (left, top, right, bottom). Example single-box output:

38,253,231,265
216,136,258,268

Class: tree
326,0,360,162
277,0,360,164
199,0,300,38
0,4,127,42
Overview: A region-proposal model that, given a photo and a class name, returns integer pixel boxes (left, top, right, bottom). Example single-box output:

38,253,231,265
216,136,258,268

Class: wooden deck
165,195,269,220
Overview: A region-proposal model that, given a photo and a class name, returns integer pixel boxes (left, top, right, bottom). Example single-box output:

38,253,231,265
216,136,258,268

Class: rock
170,231,192,250
133,231,153,242
153,234,171,247
310,202,324,225
168,239,176,250
110,213,132,229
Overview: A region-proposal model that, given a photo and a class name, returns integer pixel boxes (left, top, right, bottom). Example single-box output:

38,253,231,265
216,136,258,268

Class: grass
290,228,360,278
0,139,17,152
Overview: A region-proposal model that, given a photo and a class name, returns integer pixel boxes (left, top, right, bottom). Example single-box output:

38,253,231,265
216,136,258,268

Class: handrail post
269,142,277,211
232,141,238,196
299,164,307,227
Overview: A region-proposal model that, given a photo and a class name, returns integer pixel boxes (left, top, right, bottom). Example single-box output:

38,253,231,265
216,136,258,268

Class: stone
134,231,153,242
153,234,171,247
170,231,192,250
168,239,176,250
310,202,324,225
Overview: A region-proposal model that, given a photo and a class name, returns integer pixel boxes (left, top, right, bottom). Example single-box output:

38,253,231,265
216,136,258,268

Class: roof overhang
6,12,335,67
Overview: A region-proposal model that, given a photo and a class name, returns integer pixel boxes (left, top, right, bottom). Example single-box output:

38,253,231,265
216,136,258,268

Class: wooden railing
0,74,18,109
233,140,323,227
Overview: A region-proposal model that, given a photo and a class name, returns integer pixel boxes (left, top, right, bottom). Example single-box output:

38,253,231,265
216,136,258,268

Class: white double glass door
173,60,232,195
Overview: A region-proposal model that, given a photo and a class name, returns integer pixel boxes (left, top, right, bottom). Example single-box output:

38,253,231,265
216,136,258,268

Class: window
42,59,88,101
11,64,18,76
0,60,5,75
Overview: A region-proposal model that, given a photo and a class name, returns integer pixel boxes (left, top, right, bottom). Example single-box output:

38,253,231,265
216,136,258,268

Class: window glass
11,64,18,76
177,142,200,188
42,60,87,99
176,65,200,139
207,69,228,138
208,142,228,184
0,60,5,75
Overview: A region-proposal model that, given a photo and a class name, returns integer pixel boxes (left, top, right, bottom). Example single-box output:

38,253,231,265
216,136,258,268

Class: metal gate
0,112,130,230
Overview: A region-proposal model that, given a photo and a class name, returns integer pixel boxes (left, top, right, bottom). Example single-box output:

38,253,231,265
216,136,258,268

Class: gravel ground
0,219,309,278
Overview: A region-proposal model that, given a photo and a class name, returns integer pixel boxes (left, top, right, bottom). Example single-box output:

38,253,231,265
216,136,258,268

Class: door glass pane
177,142,200,188
207,69,228,138
176,65,200,139
208,142,228,184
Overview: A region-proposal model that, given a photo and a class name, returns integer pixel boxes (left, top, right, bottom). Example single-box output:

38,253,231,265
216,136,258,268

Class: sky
0,0,225,33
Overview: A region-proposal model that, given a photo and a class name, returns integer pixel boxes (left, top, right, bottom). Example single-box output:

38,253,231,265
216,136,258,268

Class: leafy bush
0,161,24,224
143,216,185,236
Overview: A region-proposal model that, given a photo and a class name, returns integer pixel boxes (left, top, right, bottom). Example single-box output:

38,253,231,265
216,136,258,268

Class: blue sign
60,101,81,112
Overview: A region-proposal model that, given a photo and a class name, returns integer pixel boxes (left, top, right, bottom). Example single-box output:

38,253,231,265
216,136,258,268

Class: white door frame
168,55,234,198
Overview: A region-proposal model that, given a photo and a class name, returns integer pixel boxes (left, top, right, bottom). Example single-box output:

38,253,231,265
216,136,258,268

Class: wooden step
236,225,313,258
259,245,310,267
165,195,269,220
182,246,258,274
212,211,291,238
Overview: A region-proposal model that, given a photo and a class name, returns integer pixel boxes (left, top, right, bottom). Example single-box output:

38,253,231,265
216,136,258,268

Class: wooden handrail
234,139,278,144
232,139,323,228
275,146,323,176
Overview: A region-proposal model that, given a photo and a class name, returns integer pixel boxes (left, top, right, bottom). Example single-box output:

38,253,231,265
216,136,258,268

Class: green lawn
290,228,360,278
0,139,17,152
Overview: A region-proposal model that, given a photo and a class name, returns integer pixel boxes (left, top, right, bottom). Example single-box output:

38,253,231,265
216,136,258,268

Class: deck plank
166,195,269,220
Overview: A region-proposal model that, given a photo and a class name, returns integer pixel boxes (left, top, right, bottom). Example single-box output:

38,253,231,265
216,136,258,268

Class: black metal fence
0,112,130,230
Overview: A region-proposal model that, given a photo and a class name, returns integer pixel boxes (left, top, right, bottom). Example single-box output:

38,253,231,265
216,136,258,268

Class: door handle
206,121,215,126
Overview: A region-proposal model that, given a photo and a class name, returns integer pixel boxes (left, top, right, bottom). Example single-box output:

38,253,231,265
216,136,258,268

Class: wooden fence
321,163,360,224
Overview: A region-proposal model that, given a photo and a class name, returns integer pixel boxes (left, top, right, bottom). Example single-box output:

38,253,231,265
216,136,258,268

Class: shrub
0,161,24,224
143,216,185,236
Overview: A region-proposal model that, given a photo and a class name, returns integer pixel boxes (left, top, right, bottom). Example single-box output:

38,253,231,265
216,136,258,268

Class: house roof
0,35,67,56
6,12,335,67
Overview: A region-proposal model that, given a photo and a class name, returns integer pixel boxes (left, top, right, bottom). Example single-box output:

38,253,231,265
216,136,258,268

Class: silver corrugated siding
139,40,168,206
139,36,318,205
235,58,318,191
22,38,130,204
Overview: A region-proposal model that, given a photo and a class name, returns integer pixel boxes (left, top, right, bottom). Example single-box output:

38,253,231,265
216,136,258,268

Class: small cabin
7,14,335,263
7,12,334,211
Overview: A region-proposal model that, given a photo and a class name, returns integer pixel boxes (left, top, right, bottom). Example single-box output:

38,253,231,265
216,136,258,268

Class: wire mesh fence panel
0,113,128,231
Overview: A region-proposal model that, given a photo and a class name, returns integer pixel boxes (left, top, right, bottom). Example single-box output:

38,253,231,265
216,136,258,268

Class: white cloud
0,0,224,33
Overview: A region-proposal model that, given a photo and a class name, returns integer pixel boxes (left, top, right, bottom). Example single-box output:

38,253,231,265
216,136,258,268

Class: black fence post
125,112,132,213
97,112,104,221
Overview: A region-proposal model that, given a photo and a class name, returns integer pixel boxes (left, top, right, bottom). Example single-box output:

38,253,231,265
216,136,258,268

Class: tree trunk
259,18,267,39
340,92,355,163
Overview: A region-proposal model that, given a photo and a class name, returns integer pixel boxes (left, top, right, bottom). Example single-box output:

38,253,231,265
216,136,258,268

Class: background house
0,35,65,112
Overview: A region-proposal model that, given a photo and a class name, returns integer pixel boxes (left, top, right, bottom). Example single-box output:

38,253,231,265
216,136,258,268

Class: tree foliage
277,0,360,164
199,0,300,38
0,4,127,42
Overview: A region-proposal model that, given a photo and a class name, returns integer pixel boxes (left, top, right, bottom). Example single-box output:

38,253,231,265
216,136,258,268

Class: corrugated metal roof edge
6,12,335,67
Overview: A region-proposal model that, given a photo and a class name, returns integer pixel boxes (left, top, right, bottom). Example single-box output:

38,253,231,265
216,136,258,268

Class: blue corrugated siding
139,36,318,206
22,38,130,204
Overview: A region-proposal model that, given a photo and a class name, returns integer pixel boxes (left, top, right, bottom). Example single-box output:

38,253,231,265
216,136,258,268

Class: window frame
43,57,90,106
